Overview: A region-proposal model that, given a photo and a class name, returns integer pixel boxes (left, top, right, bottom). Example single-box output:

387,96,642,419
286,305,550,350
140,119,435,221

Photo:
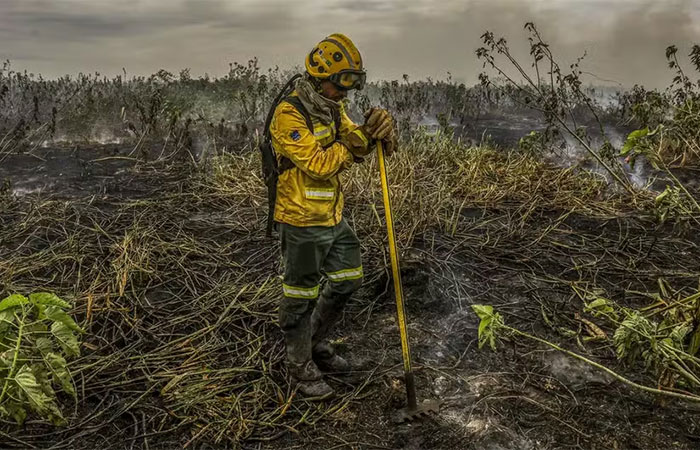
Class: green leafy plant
476,23,635,194
472,304,507,350
583,296,619,321
576,283,700,392
472,302,700,402
620,126,656,166
0,292,84,425
621,125,700,221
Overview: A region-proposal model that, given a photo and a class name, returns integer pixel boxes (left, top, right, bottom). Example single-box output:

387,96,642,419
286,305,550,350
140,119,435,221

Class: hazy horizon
1,0,699,88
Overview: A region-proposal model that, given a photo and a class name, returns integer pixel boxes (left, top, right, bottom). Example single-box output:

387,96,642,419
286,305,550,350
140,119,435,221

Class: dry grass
0,132,694,448
342,132,650,247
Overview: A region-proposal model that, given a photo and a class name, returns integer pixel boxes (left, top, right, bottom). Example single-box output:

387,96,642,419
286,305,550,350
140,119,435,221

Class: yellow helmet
305,33,366,90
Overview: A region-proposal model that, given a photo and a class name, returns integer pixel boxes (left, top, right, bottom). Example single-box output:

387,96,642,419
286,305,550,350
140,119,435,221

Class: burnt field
1,134,699,449
2,27,700,449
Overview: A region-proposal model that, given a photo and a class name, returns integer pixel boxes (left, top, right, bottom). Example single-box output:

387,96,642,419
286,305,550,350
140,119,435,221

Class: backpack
260,75,341,237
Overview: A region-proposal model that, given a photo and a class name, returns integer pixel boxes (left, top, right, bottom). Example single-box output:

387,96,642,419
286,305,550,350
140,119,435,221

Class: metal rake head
391,399,441,424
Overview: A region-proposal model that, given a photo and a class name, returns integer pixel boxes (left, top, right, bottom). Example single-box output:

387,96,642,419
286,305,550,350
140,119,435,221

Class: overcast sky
1,0,699,88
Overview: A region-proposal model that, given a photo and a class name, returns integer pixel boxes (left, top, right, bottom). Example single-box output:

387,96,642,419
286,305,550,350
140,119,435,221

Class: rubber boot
289,360,334,400
311,290,353,374
313,341,351,373
311,291,352,345
280,297,334,400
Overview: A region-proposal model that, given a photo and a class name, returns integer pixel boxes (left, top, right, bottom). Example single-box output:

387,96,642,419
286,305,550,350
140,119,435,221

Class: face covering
294,75,341,126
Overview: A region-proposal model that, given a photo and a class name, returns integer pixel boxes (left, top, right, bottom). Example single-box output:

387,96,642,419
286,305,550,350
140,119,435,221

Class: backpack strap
283,96,314,134
262,89,344,236
276,95,312,174
261,74,301,237
263,74,301,143
284,95,342,151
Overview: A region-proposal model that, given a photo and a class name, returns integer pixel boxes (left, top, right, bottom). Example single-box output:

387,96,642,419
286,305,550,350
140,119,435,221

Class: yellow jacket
270,92,369,227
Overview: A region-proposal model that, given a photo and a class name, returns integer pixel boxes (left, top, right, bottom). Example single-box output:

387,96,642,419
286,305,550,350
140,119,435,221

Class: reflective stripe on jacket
270,91,369,227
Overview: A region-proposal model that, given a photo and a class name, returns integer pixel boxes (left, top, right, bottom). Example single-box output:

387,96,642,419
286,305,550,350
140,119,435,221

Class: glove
380,130,397,157
364,108,394,140
339,128,373,158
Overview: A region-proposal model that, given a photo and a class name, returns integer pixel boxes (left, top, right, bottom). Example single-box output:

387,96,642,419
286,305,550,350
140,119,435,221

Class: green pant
278,218,362,375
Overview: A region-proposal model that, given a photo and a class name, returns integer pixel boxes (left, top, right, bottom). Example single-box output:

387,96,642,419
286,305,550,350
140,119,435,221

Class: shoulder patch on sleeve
290,130,301,141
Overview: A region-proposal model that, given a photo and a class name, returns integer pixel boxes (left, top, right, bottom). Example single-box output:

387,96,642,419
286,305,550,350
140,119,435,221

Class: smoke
0,0,698,88
359,0,700,87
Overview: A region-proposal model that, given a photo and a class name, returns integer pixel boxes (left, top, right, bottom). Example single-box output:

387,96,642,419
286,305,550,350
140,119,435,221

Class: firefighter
268,33,396,399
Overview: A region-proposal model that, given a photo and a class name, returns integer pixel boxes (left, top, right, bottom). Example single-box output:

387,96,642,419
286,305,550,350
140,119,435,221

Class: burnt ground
1,142,190,199
321,258,700,450
1,143,700,450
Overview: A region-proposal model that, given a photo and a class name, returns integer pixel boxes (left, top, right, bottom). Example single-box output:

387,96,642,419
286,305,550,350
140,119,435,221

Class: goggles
328,70,366,91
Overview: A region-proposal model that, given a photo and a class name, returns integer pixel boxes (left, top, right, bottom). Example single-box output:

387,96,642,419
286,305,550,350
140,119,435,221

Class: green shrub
0,292,84,425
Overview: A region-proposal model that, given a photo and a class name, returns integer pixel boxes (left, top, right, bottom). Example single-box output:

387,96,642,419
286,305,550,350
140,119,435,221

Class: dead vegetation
0,129,698,448
1,23,700,448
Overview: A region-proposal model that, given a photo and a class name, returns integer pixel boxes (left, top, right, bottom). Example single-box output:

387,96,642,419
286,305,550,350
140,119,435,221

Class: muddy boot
290,360,334,400
311,290,353,343
313,341,351,374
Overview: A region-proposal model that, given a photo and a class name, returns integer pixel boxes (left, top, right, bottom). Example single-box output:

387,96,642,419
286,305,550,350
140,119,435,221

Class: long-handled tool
376,141,440,423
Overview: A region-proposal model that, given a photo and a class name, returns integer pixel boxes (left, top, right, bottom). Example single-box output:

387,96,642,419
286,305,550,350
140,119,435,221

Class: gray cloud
0,0,698,88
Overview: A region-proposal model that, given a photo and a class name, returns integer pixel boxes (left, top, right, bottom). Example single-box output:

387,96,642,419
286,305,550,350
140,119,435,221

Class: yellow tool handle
377,141,415,394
